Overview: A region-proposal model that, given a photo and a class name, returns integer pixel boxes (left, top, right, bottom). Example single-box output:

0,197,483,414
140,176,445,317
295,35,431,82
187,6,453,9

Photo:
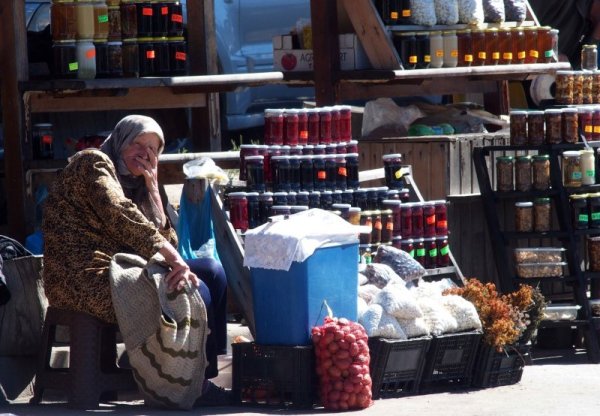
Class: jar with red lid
313,155,327,191
436,236,450,267
269,109,284,145
401,202,413,239
594,107,600,141
319,108,332,144
284,109,299,146
382,153,405,189
401,238,415,258
411,202,424,238
424,237,437,269
239,144,260,181
581,107,594,141
414,238,426,266
307,108,320,145
383,200,402,237
338,105,352,142
297,109,309,145
228,192,248,232
433,200,448,236
423,202,436,237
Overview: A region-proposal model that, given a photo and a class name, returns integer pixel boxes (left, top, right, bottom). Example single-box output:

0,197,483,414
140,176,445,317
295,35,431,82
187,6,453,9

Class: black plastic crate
472,342,530,388
368,336,431,399
419,330,482,393
232,342,316,408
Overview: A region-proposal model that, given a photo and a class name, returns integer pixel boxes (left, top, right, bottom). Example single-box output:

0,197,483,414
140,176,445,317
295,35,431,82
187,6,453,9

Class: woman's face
120,132,161,176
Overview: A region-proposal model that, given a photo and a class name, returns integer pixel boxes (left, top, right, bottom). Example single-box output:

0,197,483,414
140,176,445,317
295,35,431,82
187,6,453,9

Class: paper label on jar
594,126,600,133
417,248,426,257
402,9,411,17
464,54,473,63
86,49,96,59
386,222,393,231
544,50,553,58
318,170,326,180
42,135,53,145
424,55,431,63
572,172,583,180
98,14,108,23
530,50,539,58
300,130,308,140
142,7,153,16
478,51,486,59
161,6,168,15
172,14,183,23
440,246,450,255
146,50,156,59
374,221,382,230
338,167,347,177
409,55,417,64
408,249,415,257
395,167,410,179
436,50,444,57
426,215,435,225
437,220,448,229
451,50,458,58
68,62,79,71
492,52,500,60
429,248,438,257
518,51,526,59
585,125,593,133
503,52,513,60
391,12,398,19
579,214,589,223
587,170,595,177
592,213,600,221
175,51,187,61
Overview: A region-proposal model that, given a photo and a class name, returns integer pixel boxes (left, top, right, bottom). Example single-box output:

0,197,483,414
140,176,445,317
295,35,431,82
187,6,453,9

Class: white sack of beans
397,317,431,338
411,279,456,299
457,0,485,24
504,0,526,22
364,262,405,289
374,282,423,320
359,303,383,337
357,296,369,319
375,311,408,339
434,0,459,25
410,0,437,26
374,244,426,282
358,284,381,305
482,0,505,22
440,295,483,332
358,272,368,286
418,297,459,336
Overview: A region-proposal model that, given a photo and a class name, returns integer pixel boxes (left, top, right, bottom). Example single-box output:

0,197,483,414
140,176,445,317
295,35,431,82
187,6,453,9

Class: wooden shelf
385,20,537,32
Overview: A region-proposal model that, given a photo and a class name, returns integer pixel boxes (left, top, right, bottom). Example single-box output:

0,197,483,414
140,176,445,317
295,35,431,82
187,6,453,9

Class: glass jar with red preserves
423,202,436,237
307,108,320,145
593,107,600,141
270,109,284,145
414,238,426,266
284,109,299,146
436,235,450,267
382,153,404,189
580,107,594,141
424,237,438,269
401,202,413,239
411,202,424,239
338,105,352,142
401,238,415,258
228,192,248,232
434,200,448,236
319,108,332,144
298,109,309,145
330,106,341,143
239,144,260,181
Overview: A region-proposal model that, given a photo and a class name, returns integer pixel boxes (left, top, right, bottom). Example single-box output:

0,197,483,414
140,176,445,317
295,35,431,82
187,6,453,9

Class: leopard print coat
42,149,177,323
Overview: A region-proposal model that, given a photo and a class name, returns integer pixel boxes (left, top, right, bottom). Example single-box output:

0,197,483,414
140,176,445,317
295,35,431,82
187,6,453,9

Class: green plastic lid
496,155,514,162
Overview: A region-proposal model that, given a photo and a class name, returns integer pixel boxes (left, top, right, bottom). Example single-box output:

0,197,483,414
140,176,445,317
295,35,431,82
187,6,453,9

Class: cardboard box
273,33,369,72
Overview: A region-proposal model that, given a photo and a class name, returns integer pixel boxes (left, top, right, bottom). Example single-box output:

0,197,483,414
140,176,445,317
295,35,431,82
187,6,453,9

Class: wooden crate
358,133,510,200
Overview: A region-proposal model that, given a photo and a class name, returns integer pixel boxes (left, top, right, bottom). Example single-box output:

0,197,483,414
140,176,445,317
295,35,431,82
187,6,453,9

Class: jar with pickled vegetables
563,151,583,188
496,156,514,192
532,155,551,191
533,198,552,232
515,156,532,192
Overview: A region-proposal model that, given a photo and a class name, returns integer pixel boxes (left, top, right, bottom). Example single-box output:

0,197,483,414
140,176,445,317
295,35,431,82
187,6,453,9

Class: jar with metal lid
589,193,600,228
499,27,513,65
581,148,596,185
94,39,110,77
442,30,458,68
168,1,184,36
411,202,424,239
353,189,368,210
32,123,54,160
429,31,444,68
573,71,585,104
376,186,390,210
314,144,326,155
152,1,169,37
168,36,186,75
298,109,309,144
382,153,404,189
287,191,297,206
272,191,288,206
436,236,450,267
524,26,538,64
75,1,95,39
342,189,354,205
394,32,418,69
246,155,265,192
382,200,402,237
515,201,533,232
345,153,360,190
416,33,430,69
153,37,170,75
93,2,109,40
359,211,373,245
136,2,153,37
545,109,563,144
582,44,598,71
272,155,292,192
414,238,426,267
401,238,415,258
570,194,589,229
52,40,78,78
515,156,532,192
534,198,552,232
511,26,526,64
485,28,499,65
75,39,96,79
555,70,574,105
532,154,551,191
300,155,314,191
399,188,411,203
387,189,400,200
366,188,379,210
424,237,437,269
510,111,528,146
527,110,545,145
302,144,314,155
122,37,139,77
457,29,473,67
308,191,320,209
284,109,299,146
324,144,337,155
468,28,484,66
401,202,413,239
563,151,583,188
107,4,121,40
246,192,261,229
593,107,600,140
296,190,310,207
228,192,248,232
258,192,273,225
319,108,332,144
289,156,301,192
496,156,514,192
137,37,155,76
51,1,77,41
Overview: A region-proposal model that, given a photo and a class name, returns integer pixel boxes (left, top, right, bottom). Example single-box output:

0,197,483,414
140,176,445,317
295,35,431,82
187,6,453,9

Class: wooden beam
311,0,340,106
0,1,28,240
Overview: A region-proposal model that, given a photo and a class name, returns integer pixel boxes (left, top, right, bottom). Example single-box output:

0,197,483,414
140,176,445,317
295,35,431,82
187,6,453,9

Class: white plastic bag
457,0,485,24
182,157,229,184
374,283,423,320
434,0,459,25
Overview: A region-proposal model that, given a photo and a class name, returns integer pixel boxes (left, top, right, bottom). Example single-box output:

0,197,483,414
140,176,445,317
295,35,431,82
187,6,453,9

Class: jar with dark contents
272,155,292,192
382,200,402,237
302,145,314,155
314,144,326,155
270,205,292,217
120,0,138,38
319,108,332,144
414,238,426,267
239,144,259,181
401,202,413,239
370,210,382,244
338,105,352,142
52,40,78,79
330,106,341,143
534,198,552,232
296,191,310,207
136,2,153,37
273,191,288,207
228,192,248,232
456,29,473,67
554,71,574,105
416,33,430,69
382,153,404,189
167,1,184,36
354,189,368,210
94,39,110,78
333,203,350,219
381,209,394,243
32,123,54,160
332,190,343,205
485,28,499,65
395,32,418,69
436,236,450,267
524,26,538,64
387,189,400,201
313,155,327,191
515,156,532,192
510,111,528,146
335,154,347,190
424,237,438,269
152,2,169,37
527,110,544,146
122,37,139,77
570,194,589,229
285,191,296,206
321,191,333,210
284,109,299,146
153,37,170,76
366,188,379,210
401,238,415,258
434,200,448,236
342,189,354,205
297,109,309,145
246,155,265,192
563,151,583,188
300,155,314,191
411,202,424,239
289,156,301,192
246,192,261,229
138,37,155,77
496,156,514,192
346,140,358,154
307,109,320,145
168,36,186,75
582,44,598,71
376,187,390,210
399,188,410,203
360,211,373,245
545,109,563,144
579,107,594,141
583,71,594,104
593,107,600,141
392,236,402,250
259,192,273,225
515,202,533,232
588,193,600,228
422,202,436,237
594,71,600,103
51,1,77,41
324,155,337,190
308,191,321,209
532,155,551,191
345,153,360,190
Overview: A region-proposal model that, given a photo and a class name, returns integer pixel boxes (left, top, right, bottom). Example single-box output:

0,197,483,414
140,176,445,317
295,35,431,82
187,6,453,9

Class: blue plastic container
251,242,358,346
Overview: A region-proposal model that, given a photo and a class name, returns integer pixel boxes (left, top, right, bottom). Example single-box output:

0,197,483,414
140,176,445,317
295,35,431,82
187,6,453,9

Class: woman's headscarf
100,115,166,227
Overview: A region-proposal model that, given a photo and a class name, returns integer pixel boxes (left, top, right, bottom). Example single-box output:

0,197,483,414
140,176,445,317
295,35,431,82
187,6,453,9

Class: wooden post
0,1,29,240
310,0,340,106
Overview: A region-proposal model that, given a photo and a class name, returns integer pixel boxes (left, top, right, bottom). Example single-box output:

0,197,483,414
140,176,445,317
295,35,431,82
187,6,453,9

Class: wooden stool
30,307,137,408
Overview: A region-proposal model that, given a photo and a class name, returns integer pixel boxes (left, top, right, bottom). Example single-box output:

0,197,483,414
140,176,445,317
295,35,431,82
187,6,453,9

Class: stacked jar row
562,149,596,187
555,70,600,105
361,235,450,269
393,26,558,70
53,36,187,79
264,106,353,146
509,108,582,146
514,199,552,232
570,193,600,230
496,154,551,192
51,1,184,41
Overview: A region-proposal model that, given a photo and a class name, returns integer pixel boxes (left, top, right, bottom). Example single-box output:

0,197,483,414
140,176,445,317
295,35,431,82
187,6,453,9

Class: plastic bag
418,297,459,336
374,244,426,282
177,186,220,261
397,317,430,338
374,283,423,320
363,263,405,289
434,0,459,25
182,157,229,185
410,0,437,26
358,284,381,304
361,99,425,139
457,0,484,24
504,0,526,22
440,295,482,332
482,0,505,22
